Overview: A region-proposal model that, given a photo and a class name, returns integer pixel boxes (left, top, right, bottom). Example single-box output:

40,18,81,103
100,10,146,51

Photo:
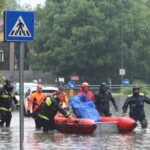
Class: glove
114,106,118,112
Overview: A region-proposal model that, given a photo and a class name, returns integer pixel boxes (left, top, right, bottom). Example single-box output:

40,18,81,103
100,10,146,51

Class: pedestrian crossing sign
9,16,31,37
4,10,35,42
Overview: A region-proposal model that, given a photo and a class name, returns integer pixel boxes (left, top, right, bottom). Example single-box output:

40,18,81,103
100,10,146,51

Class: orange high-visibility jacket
27,91,46,112
59,91,68,107
77,89,94,102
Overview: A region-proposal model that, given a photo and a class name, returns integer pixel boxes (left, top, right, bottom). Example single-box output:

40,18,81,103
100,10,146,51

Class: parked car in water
14,82,37,101
29,86,59,97
13,82,37,113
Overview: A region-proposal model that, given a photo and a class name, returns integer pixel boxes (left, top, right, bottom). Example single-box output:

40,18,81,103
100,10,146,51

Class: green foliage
121,80,150,96
0,0,5,17
0,0,20,17
0,73,4,84
29,0,150,83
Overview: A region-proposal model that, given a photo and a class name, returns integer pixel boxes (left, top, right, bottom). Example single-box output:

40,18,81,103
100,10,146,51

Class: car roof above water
30,86,58,92
30,86,58,97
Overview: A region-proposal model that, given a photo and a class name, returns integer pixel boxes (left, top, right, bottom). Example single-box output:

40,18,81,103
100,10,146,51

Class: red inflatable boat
54,114,97,134
101,116,137,133
55,114,136,134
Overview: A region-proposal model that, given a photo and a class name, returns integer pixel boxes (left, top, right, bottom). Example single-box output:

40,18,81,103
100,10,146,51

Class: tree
0,0,5,17
29,0,150,84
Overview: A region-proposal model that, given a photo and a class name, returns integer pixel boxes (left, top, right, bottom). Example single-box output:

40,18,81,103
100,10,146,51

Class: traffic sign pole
19,42,24,150
4,10,35,150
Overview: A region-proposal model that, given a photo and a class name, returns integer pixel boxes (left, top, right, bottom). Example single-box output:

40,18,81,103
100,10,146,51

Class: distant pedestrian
58,86,68,109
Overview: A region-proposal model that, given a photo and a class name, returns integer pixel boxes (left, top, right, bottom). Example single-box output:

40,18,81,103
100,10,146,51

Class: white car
13,82,37,113
14,82,37,101
29,86,58,97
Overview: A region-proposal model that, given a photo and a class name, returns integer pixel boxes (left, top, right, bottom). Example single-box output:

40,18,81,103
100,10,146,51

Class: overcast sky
19,0,46,8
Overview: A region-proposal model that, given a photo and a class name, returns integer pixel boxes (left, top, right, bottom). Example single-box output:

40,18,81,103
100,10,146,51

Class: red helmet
81,82,89,87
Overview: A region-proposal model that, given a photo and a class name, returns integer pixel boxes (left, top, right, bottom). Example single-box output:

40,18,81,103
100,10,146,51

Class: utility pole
120,0,126,87
9,0,16,80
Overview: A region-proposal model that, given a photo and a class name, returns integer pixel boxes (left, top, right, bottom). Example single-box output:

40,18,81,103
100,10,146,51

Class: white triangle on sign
9,16,31,37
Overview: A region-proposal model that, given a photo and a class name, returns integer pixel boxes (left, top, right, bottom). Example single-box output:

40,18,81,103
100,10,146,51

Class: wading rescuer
77,82,94,101
36,92,71,133
122,85,150,129
0,80,19,127
58,86,68,109
94,83,118,116
27,84,46,129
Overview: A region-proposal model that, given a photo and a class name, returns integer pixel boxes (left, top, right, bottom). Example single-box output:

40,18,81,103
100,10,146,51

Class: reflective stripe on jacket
0,107,12,111
0,87,18,110
38,98,52,121
38,97,68,121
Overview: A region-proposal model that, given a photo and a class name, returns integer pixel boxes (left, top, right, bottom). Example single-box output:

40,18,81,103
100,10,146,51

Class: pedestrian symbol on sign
9,16,31,37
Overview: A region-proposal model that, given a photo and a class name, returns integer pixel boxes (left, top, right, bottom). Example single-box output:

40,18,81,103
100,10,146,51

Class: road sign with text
4,10,35,42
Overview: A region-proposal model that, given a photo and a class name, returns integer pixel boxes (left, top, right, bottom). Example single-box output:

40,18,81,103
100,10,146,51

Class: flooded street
0,97,150,150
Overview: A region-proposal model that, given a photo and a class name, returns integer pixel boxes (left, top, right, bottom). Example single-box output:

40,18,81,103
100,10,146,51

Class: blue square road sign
4,10,35,42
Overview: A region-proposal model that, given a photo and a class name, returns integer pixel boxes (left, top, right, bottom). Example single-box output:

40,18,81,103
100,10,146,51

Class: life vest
59,91,68,107
78,89,94,101
27,91,46,112
38,97,69,121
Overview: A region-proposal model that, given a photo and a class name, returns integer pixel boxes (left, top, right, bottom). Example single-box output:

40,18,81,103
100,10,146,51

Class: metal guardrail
62,84,150,94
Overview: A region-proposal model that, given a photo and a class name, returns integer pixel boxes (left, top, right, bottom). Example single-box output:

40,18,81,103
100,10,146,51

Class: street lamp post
120,0,126,86
121,0,124,85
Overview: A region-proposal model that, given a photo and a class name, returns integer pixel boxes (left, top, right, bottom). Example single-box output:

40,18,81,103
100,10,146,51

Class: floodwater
0,97,150,150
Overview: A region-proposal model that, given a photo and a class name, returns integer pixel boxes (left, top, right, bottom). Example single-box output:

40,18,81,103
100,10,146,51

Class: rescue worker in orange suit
27,84,46,129
58,86,68,109
0,80,19,127
122,85,150,129
36,92,71,133
94,83,118,116
77,82,94,101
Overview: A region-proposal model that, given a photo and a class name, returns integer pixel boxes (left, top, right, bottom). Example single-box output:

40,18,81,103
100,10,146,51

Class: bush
121,80,150,96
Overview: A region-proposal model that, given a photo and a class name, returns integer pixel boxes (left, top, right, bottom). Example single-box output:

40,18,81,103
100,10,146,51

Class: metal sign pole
19,42,24,150
4,10,35,150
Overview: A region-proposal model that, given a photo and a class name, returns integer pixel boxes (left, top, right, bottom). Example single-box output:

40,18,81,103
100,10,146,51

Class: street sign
58,77,65,83
67,81,76,89
123,78,130,86
119,69,125,75
71,75,79,81
4,10,35,42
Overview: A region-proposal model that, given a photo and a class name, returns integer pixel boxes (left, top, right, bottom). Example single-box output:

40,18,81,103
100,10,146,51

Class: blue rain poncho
69,94,100,122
